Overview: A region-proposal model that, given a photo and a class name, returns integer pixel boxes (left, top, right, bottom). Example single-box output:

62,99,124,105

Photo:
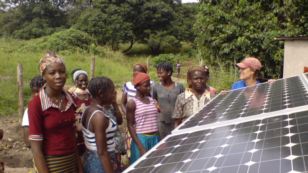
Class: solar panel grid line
172,104,308,136
179,76,308,130
300,73,308,93
122,131,181,173
173,91,231,132
125,111,308,173
124,74,308,173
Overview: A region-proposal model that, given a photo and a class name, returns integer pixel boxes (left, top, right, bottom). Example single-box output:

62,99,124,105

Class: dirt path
0,115,32,173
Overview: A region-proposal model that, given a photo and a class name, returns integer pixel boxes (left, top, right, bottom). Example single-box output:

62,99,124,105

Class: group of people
19,51,264,173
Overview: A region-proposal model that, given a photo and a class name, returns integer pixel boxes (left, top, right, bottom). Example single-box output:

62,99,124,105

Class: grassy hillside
0,38,147,116
0,38,237,116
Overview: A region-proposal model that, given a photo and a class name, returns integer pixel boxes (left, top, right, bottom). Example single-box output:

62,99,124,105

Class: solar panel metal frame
123,73,308,173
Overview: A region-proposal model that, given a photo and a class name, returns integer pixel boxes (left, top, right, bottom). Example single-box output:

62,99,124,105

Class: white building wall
283,40,308,78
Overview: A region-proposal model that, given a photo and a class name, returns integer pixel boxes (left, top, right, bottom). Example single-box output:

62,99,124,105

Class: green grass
0,39,140,116
0,38,237,116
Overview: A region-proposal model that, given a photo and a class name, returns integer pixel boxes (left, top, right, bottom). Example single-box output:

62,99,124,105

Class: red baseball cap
236,57,262,71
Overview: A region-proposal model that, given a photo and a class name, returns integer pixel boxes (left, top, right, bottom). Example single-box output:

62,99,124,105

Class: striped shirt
132,97,159,134
123,81,155,101
82,109,117,152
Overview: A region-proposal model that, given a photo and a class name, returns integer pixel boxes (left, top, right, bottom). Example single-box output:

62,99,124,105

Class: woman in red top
28,52,82,173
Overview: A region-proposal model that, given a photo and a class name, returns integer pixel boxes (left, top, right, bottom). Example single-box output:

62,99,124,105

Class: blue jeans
130,133,160,164
83,150,116,173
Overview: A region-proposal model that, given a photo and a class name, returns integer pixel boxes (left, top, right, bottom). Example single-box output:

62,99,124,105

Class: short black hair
156,62,173,75
88,77,114,98
30,75,45,92
187,66,209,80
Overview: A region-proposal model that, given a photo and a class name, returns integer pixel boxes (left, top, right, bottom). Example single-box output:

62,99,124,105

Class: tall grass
0,39,145,116
0,38,238,116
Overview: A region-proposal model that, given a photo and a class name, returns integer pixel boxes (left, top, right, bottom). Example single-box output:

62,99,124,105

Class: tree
0,1,67,39
194,0,308,78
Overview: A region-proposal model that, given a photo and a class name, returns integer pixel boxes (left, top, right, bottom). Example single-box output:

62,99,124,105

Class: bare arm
126,100,146,155
92,112,114,173
120,91,128,114
30,141,49,173
112,91,123,125
23,127,30,147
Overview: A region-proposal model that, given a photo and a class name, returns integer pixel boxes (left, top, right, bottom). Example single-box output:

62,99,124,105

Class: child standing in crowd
153,62,184,139
81,77,118,173
28,52,82,172
173,66,216,127
68,68,92,156
126,72,160,164
22,76,45,147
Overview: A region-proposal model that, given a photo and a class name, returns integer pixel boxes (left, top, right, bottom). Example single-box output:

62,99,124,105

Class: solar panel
123,74,308,173
178,76,308,130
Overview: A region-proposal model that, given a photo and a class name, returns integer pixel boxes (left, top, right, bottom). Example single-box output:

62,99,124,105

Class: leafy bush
39,28,96,52
151,54,177,67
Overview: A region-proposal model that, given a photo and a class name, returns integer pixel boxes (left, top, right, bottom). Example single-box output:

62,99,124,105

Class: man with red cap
232,56,263,90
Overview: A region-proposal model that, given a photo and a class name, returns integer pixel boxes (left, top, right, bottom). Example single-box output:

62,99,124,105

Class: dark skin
174,70,208,127
30,63,82,173
75,74,88,91
83,87,116,173
156,68,175,89
126,80,157,156
121,64,147,109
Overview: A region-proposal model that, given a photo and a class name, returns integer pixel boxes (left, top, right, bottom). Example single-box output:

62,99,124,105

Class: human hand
139,147,146,156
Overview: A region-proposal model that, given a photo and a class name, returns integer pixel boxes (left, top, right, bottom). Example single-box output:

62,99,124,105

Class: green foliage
195,0,308,78
42,28,96,52
19,29,96,52
151,54,177,67
146,32,181,55
0,1,67,39
74,7,133,50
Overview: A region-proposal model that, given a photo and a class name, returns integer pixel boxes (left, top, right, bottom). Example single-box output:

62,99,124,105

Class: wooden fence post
90,56,95,79
17,64,24,122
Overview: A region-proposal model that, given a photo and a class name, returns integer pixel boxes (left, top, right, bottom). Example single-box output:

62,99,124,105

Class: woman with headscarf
28,52,82,173
68,68,92,157
126,72,160,164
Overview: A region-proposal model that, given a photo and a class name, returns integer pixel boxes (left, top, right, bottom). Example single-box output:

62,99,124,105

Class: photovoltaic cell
125,111,308,173
124,74,308,173
179,76,308,130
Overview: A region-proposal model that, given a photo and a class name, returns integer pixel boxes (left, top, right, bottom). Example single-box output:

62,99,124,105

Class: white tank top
82,109,117,152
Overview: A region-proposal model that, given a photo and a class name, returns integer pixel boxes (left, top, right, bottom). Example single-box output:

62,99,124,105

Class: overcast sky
182,0,199,3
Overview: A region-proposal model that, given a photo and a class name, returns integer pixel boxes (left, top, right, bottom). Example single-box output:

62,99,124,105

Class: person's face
190,71,207,92
75,74,88,90
239,67,255,80
136,80,151,95
43,63,66,91
133,65,146,75
156,69,171,82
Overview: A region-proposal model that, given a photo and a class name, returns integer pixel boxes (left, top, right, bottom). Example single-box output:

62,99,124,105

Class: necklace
51,95,64,108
